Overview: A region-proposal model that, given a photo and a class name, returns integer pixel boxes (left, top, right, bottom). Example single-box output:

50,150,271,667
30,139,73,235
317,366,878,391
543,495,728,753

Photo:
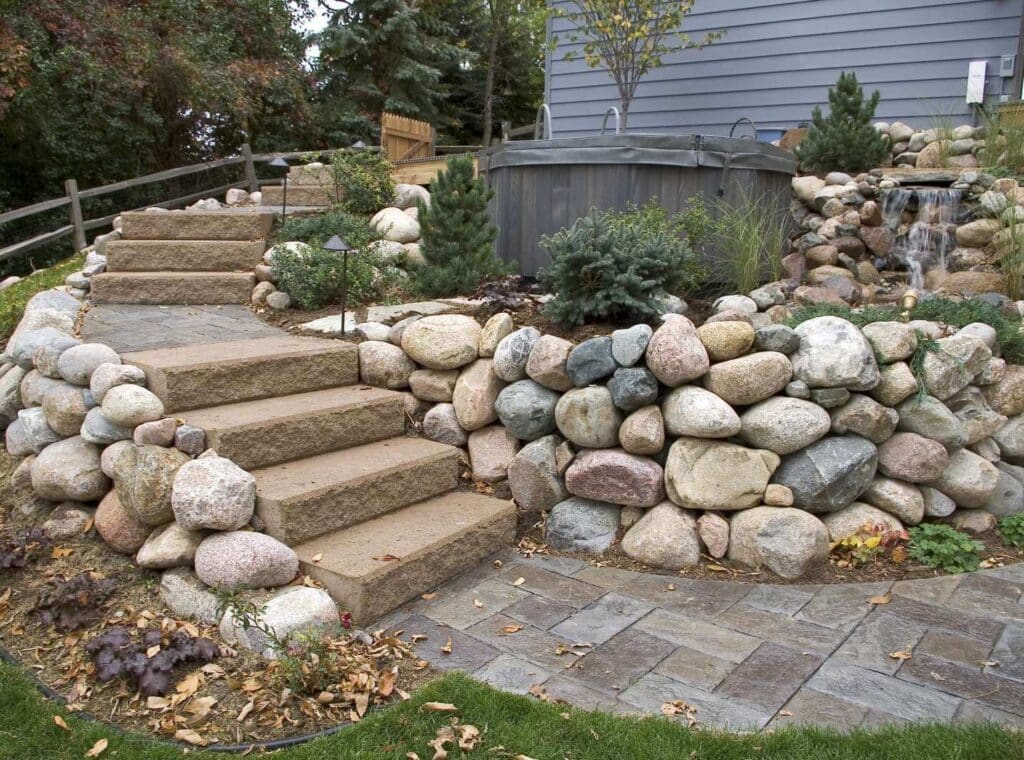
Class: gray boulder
81,407,133,445
753,325,800,354
896,395,966,449
32,335,80,378
172,455,257,531
607,367,659,411
554,386,622,448
791,316,879,390
728,507,829,579
194,531,299,589
508,435,568,513
31,436,109,502
739,397,830,455
544,497,620,554
771,435,878,513
621,501,700,569
493,327,541,382
57,343,120,386
136,523,206,569
221,587,339,658
494,380,559,441
90,362,146,404
566,336,616,386
611,324,653,366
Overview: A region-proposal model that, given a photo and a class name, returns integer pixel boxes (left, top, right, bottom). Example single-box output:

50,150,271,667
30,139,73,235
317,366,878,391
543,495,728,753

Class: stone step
120,211,274,241
178,385,406,470
106,240,266,272
295,492,516,623
123,335,358,413
253,437,461,546
259,185,336,208
90,272,255,305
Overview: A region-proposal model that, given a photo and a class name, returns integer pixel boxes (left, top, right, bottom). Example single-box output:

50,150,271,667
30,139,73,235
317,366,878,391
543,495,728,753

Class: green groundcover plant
997,513,1024,548
907,523,984,574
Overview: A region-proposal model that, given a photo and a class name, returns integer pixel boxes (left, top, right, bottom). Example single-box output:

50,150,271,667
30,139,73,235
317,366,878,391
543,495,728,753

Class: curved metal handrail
600,107,621,135
534,104,553,140
729,117,758,140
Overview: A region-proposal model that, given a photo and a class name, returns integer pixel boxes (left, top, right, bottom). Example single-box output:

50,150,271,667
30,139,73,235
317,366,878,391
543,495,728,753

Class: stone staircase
123,335,516,623
91,211,272,305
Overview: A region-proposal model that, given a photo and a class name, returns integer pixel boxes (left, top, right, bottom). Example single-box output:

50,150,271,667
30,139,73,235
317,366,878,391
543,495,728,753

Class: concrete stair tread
90,271,255,305
106,240,266,272
123,336,359,413
177,385,406,469
295,492,517,622
252,437,456,501
120,210,274,241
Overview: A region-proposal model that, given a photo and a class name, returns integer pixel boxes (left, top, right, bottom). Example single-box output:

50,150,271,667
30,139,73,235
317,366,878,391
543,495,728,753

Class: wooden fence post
241,143,258,193
64,179,86,251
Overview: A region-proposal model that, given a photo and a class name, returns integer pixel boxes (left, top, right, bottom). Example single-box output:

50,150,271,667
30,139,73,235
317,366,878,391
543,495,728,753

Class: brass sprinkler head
900,289,919,322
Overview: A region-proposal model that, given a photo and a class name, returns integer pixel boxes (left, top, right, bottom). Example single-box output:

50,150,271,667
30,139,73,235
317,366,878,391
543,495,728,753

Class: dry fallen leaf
174,729,208,747
441,637,453,655
312,552,323,563
421,593,437,601
51,546,73,559
53,715,70,731
85,738,108,757
422,702,458,712
373,554,401,562
513,577,526,587
868,594,891,605
889,651,912,661
473,598,484,609
500,624,523,635
779,709,794,717
457,724,481,751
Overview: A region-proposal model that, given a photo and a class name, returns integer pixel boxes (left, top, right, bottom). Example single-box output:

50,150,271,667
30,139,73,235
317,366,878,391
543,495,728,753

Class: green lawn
0,660,1020,759
0,253,85,340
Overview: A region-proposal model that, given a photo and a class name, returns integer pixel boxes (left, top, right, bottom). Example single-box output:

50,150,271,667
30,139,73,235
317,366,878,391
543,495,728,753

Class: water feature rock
713,295,758,314
81,407,133,445
508,435,567,513
621,502,700,569
136,523,206,569
792,316,879,390
896,395,966,449
703,352,792,405
101,384,164,427
544,498,620,553
554,386,621,448
611,324,653,366
753,325,800,354
821,503,903,541
665,438,779,511
861,322,917,363
696,321,754,362
422,403,467,446
408,369,458,403
862,477,925,525
31,436,108,502
525,335,574,391
173,455,256,530
771,435,877,513
493,327,541,381
728,507,829,579
42,383,91,437
195,531,298,589
565,448,665,507
480,313,513,357
607,367,659,411
663,386,741,438
792,176,826,206
829,394,898,444
494,380,559,441
749,282,787,310
452,359,503,431
645,315,709,387
876,432,948,483
739,397,830,454
402,314,480,370
566,336,616,386
113,444,190,526
618,406,665,455
90,363,146,404
926,448,1000,508
467,425,519,483
982,365,1024,416
56,343,120,386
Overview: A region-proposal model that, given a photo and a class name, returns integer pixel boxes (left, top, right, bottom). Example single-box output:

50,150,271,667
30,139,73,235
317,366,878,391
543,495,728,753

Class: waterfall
880,187,961,290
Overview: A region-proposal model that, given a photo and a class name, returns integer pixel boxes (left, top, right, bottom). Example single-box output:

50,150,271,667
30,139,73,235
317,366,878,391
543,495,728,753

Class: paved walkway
82,304,281,353
80,303,1024,732
383,552,1024,731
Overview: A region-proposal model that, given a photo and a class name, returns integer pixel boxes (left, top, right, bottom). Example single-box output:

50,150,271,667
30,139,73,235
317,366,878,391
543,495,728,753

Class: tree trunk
481,3,500,146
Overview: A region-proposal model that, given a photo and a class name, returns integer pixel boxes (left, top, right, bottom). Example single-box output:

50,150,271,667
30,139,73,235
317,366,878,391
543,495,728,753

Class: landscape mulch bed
0,452,434,748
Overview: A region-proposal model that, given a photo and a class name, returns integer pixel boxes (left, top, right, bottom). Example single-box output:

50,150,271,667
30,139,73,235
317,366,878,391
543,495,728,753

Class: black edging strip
0,646,355,753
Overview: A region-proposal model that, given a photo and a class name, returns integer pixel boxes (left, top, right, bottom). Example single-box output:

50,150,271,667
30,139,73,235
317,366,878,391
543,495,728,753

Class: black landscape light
269,156,289,216
324,235,354,335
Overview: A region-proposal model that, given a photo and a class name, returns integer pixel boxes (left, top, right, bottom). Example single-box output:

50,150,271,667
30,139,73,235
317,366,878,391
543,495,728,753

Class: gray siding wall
546,0,1023,138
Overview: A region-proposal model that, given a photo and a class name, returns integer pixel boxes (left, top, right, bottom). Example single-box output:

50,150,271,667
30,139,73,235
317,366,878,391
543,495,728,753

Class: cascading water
880,187,961,290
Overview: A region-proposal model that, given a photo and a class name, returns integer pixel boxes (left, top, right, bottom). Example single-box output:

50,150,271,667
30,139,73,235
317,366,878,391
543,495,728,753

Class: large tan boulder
664,438,779,511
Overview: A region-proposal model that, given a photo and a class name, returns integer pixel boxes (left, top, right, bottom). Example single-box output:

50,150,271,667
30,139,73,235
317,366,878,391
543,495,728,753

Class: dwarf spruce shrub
538,201,705,326
796,72,888,175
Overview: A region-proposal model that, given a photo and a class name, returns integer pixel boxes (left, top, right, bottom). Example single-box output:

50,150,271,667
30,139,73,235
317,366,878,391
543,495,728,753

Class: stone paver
386,553,1024,731
83,304,281,352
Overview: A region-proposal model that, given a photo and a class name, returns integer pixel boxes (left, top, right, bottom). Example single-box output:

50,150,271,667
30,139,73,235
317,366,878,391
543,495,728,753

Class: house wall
545,0,1024,138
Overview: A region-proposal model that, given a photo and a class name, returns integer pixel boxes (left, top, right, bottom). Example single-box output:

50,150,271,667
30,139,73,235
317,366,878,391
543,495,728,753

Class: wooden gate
381,112,435,163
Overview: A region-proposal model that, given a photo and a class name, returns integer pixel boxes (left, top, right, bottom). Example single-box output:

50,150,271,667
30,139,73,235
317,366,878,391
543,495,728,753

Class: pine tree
796,72,888,175
413,156,507,297
314,0,461,136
